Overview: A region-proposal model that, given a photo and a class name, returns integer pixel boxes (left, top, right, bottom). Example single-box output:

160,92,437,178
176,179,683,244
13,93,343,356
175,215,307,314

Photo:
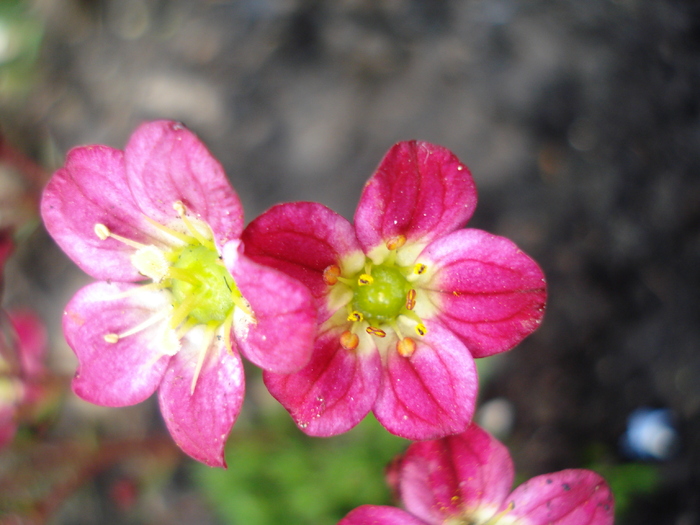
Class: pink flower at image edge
339,423,615,525
242,140,547,440
40,120,316,467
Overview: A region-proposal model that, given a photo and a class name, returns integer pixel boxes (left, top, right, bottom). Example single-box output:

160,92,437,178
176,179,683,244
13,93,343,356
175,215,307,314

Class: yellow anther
397,337,416,357
104,333,119,344
413,263,427,275
415,324,428,337
323,265,341,285
386,235,406,251
340,330,359,350
94,223,111,240
347,311,364,323
358,274,374,286
406,289,417,310
366,326,386,337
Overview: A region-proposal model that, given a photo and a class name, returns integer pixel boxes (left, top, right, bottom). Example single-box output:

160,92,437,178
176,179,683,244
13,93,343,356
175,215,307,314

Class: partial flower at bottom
41,120,316,467
339,423,615,525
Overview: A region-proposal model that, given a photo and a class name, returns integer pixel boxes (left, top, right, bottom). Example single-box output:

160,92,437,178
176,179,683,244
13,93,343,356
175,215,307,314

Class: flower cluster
40,119,611,525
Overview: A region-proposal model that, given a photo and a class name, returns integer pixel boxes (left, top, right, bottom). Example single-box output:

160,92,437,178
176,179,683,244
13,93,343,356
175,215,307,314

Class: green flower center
170,244,237,325
351,265,410,323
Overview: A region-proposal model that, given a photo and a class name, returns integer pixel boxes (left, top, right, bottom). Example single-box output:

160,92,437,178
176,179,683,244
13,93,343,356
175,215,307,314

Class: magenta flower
40,120,316,467
339,423,614,525
242,141,546,440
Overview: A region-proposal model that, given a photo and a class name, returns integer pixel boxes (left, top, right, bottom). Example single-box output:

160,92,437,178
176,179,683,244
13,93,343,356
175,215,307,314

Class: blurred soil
2,0,700,523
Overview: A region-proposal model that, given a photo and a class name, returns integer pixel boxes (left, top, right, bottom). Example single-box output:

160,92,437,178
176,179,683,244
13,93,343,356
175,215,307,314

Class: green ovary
352,265,410,322
170,245,236,324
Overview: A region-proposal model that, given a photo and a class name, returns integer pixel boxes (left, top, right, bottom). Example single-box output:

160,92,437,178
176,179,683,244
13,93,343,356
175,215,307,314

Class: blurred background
1,0,699,523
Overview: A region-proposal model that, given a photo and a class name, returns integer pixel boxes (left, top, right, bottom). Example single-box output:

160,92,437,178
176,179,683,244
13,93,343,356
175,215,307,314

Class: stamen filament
106,281,169,301
190,324,217,395
174,201,214,249
222,312,234,355
114,308,171,340
170,294,198,329
167,267,201,286
142,214,196,245
94,224,148,250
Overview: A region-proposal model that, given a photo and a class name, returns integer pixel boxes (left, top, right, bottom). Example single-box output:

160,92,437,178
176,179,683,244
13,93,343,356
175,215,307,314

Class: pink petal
8,310,47,378
339,505,427,525
124,120,244,245
158,333,244,468
399,424,514,524
224,245,316,374
63,282,171,406
242,202,364,307
355,141,477,254
373,320,477,440
420,229,546,357
263,327,382,436
40,145,146,281
506,470,615,525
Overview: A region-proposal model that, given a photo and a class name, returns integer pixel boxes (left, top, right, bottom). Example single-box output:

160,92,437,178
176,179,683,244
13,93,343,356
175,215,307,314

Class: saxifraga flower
242,141,546,440
339,423,614,525
41,120,316,467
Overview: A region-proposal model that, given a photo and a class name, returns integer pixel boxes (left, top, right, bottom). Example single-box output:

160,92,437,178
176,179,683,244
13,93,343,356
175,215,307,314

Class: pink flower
40,120,316,467
0,309,48,450
339,423,615,525
242,141,546,440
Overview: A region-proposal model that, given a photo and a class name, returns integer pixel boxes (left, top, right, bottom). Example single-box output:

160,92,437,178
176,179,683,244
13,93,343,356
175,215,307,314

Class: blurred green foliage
0,0,43,99
194,396,409,525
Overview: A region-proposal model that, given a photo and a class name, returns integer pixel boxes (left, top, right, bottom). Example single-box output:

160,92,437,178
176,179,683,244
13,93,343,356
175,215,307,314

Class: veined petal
263,327,382,437
355,141,477,258
419,229,546,357
373,320,477,440
64,282,171,406
40,146,146,281
338,505,427,525
505,469,615,525
225,245,316,374
158,330,244,468
242,202,364,306
124,120,244,245
399,424,514,524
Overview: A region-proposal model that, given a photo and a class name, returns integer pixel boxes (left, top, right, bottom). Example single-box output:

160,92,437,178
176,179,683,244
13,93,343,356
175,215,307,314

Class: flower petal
241,202,364,308
124,120,244,245
158,331,244,468
355,141,477,257
223,244,315,374
8,310,47,378
64,282,171,406
263,327,381,436
399,424,514,524
40,145,146,281
373,320,477,440
506,469,615,525
338,505,427,525
419,229,546,357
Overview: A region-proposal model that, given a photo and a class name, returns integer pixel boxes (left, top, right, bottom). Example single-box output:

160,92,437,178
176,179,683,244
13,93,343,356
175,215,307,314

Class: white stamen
131,245,170,282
